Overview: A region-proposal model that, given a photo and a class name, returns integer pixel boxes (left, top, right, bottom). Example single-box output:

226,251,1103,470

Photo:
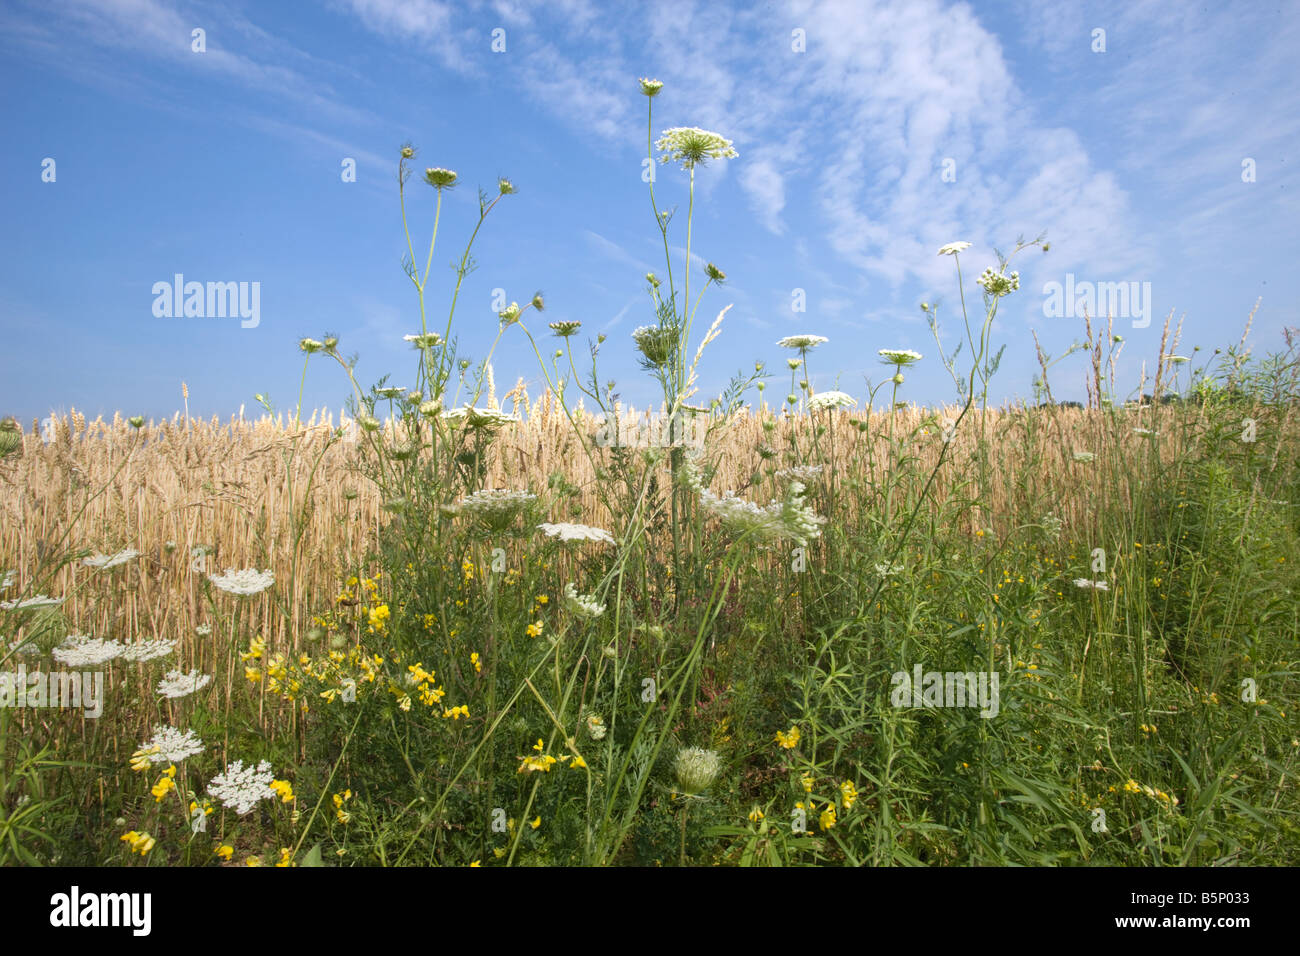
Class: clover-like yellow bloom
775,726,800,749
270,779,294,803
215,844,234,861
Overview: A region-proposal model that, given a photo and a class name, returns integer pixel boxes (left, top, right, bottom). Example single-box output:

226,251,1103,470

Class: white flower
563,583,607,619
776,335,828,350
585,712,607,739
82,549,141,569
1072,451,1095,462
937,242,972,256
375,386,408,399
207,759,276,816
1074,579,1110,591
673,747,721,794
119,638,177,662
404,332,443,348
139,725,205,765
699,483,826,547
655,127,738,169
1,570,16,591
449,489,537,519
874,562,904,577
442,406,519,429
806,391,856,411
0,594,64,611
1164,355,1190,365
538,522,616,545
1133,427,1158,436
208,568,275,596
878,349,923,366
157,668,212,699
52,636,125,667
195,624,212,637
777,465,825,483
5,636,42,659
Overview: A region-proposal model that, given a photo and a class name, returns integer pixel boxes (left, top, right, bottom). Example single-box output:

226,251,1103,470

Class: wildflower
841,780,858,810
801,771,815,793
976,267,1020,297
208,759,276,816
470,652,481,674
0,594,63,610
447,488,536,526
655,127,738,169
776,335,828,350
878,348,923,367
937,241,972,256
374,386,407,399
705,263,726,283
526,620,544,638
563,583,607,619
498,177,516,194
1165,355,1191,364
299,338,325,354
52,636,125,667
129,746,159,772
699,482,826,546
673,747,721,795
774,726,801,749
777,465,824,483
748,806,765,823
819,804,837,830
424,167,458,189
137,726,204,765
82,548,141,569
443,704,469,719
120,638,177,662
270,780,294,804
119,830,155,856
442,406,520,430
208,568,275,596
537,522,616,545
151,770,177,802
215,844,234,861
806,390,856,411
632,324,676,367
404,332,444,348
639,77,663,97
571,754,587,769
518,753,558,773
1074,579,1110,591
275,848,293,867
1071,451,1095,462
530,816,541,830
156,668,212,699
585,713,607,740
549,320,582,337
128,416,145,429
498,301,522,325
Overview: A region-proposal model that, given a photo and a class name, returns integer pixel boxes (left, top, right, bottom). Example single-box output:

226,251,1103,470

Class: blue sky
2,0,1297,426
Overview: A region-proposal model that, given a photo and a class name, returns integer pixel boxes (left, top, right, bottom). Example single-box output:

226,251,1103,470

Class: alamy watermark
891,665,1000,718
1042,274,1151,329
151,274,260,328
1,667,104,717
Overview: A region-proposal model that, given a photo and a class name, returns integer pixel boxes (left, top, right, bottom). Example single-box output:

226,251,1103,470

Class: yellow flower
469,860,481,867
571,754,587,769
245,666,262,683
442,704,469,720
840,780,858,810
470,652,481,674
151,775,176,802
270,780,294,803
129,746,160,772
119,830,155,855
530,816,541,830
215,844,234,861
774,726,800,749
748,806,765,823
819,804,837,831
801,772,814,793
275,847,293,867
245,855,262,867
526,620,544,638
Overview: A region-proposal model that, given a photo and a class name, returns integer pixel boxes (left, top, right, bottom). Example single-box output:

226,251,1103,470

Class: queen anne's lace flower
120,638,177,662
404,332,443,348
806,391,856,411
139,725,205,765
157,669,212,699
563,583,607,619
52,636,125,666
878,349,923,367
442,406,519,429
655,127,738,169
208,568,275,596
537,523,616,545
699,482,826,547
82,549,141,569
776,335,828,350
937,241,972,256
673,747,721,794
449,489,536,518
0,594,64,610
208,759,276,815
778,465,825,483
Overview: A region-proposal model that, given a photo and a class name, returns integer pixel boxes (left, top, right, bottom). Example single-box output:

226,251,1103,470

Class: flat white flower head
157,669,213,699
563,583,607,619
656,127,738,169
1072,451,1096,462
139,725,205,765
937,242,972,256
776,335,828,351
208,568,275,596
537,522,616,545
404,332,443,349
878,349,923,367
806,391,856,411
82,549,141,570
0,594,63,611
208,759,275,816
120,638,177,662
52,636,125,667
